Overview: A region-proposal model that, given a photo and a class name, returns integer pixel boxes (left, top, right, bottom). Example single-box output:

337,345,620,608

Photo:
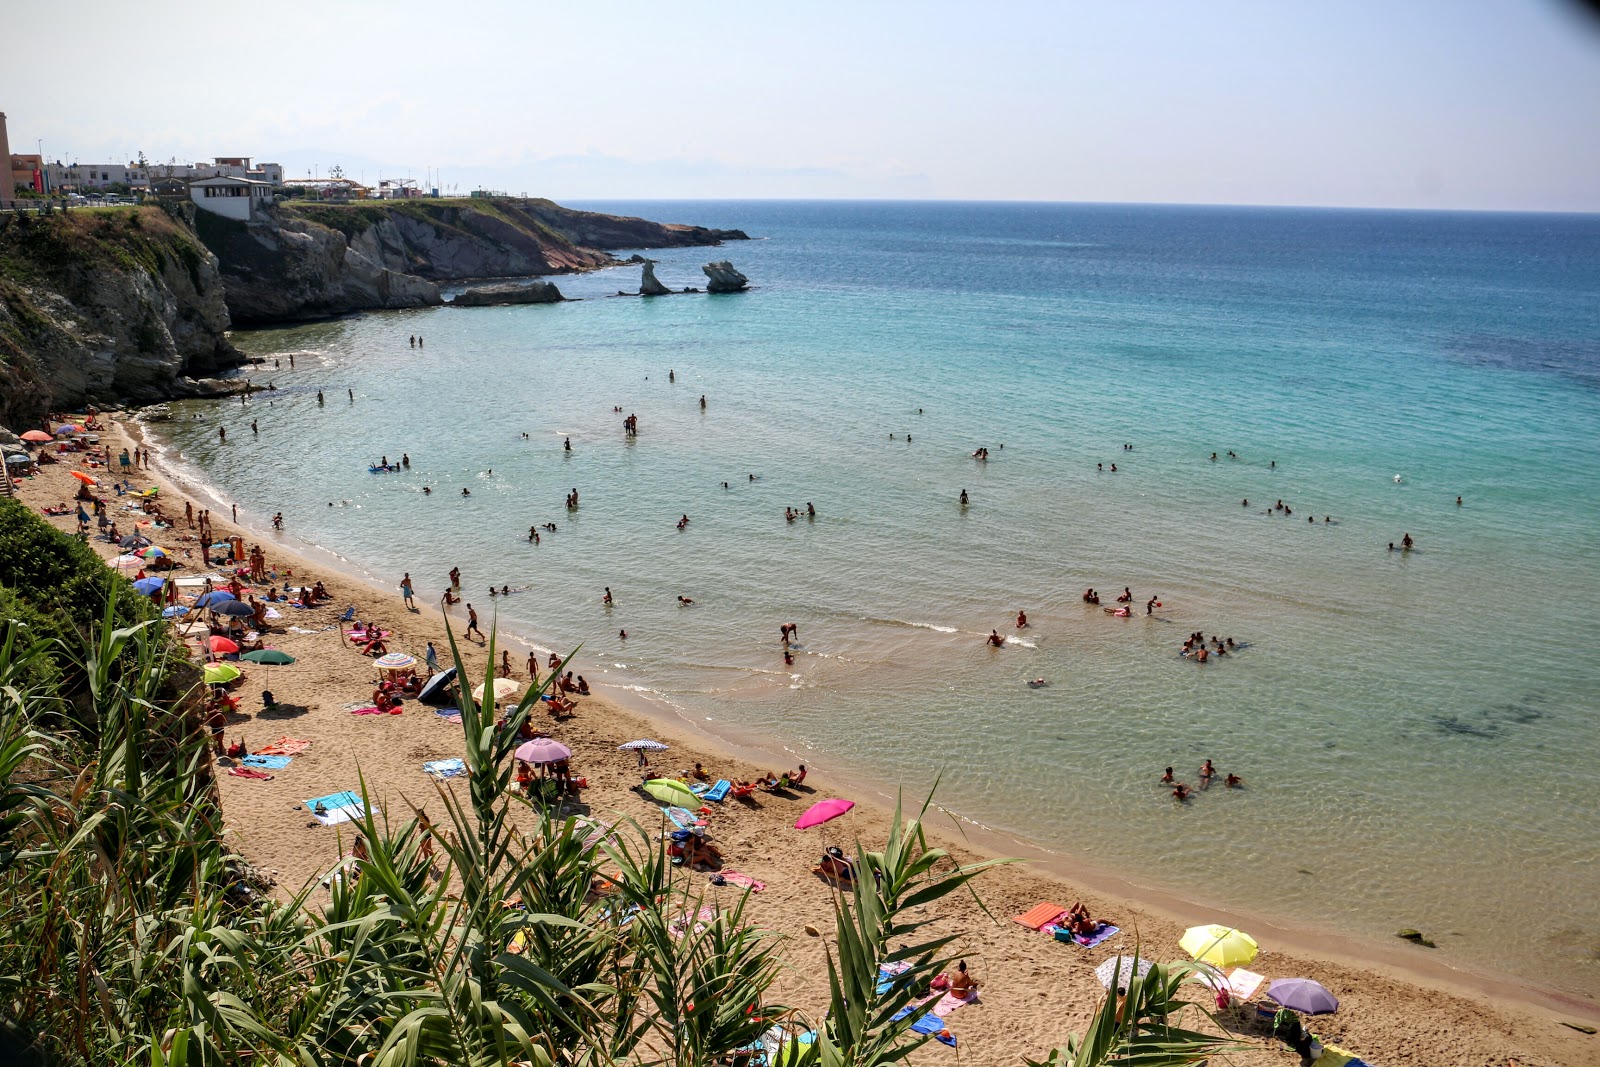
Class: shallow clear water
153,201,1600,996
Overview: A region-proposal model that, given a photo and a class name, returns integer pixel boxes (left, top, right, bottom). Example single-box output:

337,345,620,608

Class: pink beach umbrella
209,636,240,655
795,797,855,830
514,738,573,765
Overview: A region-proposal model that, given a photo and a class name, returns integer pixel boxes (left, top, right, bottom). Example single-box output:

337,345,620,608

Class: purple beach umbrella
1266,977,1339,1015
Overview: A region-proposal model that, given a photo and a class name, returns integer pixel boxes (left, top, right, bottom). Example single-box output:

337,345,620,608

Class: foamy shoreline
23,410,1594,1064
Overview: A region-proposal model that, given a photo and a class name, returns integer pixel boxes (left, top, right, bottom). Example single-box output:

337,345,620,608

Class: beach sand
11,413,1596,1067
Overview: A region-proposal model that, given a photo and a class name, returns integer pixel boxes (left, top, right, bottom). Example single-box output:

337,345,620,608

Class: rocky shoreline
0,197,749,423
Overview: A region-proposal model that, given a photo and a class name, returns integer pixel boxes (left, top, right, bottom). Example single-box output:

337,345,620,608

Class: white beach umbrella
1095,955,1152,991
617,739,669,752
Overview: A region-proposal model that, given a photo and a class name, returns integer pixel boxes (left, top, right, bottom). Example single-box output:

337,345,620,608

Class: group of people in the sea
1162,759,1243,801
1181,632,1240,662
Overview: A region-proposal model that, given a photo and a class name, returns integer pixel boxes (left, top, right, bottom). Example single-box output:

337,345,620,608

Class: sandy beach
11,411,1597,1067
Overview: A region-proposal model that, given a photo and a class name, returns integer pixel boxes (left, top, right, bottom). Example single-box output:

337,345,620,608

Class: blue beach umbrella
133,577,165,595
195,590,236,608
1266,978,1339,1015
162,606,190,618
211,600,256,618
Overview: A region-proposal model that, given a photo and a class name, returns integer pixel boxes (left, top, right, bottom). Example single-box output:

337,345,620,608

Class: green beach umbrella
202,662,241,685
242,650,295,666
642,779,699,808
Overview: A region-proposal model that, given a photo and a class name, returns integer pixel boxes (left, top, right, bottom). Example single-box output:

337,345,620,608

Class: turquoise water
153,202,1600,996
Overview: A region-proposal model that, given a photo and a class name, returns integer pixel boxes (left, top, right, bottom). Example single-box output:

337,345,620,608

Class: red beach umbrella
795,798,855,830
21,430,52,443
209,636,240,655
71,472,97,486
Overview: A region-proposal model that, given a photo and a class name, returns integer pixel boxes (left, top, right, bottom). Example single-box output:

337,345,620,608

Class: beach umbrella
242,649,295,666
642,779,699,808
374,652,417,671
1266,978,1339,1015
119,533,152,549
1095,955,1153,991
133,577,166,595
417,668,458,705
212,600,256,618
618,739,669,752
20,430,52,443
209,636,240,655
202,662,241,685
472,678,521,702
1179,925,1259,968
795,798,855,830
55,425,79,436
515,738,572,765
136,545,166,559
4,454,30,465
195,590,236,607
71,471,97,486
161,605,189,618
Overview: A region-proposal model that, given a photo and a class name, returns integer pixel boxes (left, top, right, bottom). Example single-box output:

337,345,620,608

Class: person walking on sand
425,641,439,674
400,573,416,611
527,652,539,684
465,604,484,642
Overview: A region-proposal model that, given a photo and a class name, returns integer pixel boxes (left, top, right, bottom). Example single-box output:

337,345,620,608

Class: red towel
227,767,273,780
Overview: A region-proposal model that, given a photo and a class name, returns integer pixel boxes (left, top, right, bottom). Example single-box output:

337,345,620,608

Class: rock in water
702,261,750,293
639,259,672,297
449,281,565,307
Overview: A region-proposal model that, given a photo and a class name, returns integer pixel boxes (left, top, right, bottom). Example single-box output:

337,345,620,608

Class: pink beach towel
347,704,383,715
718,870,766,892
227,766,274,780
932,989,978,1017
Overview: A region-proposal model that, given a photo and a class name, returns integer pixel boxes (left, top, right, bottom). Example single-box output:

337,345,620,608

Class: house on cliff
189,175,272,221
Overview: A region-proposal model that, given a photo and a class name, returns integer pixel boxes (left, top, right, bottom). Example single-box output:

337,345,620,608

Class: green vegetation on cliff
284,196,568,247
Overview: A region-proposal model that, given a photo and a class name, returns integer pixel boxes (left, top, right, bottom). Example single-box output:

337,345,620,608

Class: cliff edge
0,206,241,425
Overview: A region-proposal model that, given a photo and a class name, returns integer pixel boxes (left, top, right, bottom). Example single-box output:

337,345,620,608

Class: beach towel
689,781,709,796
1313,1042,1370,1067
667,806,705,829
931,989,978,1016
1012,902,1068,930
227,766,273,780
305,790,366,826
1225,967,1264,1002
877,960,912,995
889,995,939,1022
347,704,383,715
435,712,463,724
704,779,732,802
718,869,765,892
264,607,282,620
242,754,292,770
257,737,311,756
1052,923,1120,948
910,1014,956,1047
669,905,718,939
424,758,467,779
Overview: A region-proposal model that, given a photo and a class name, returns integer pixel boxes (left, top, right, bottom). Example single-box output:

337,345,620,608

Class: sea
148,200,1600,999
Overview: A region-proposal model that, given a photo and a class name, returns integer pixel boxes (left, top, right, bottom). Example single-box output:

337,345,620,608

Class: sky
6,0,1600,210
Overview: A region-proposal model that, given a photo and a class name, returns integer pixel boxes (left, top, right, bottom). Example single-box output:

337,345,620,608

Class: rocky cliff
0,205,242,425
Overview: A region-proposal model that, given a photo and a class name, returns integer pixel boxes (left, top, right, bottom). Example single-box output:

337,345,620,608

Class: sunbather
814,845,855,883
948,961,980,997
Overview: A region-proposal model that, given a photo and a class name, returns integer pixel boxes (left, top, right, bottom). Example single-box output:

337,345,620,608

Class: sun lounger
424,758,467,779
305,790,366,826
1012,902,1068,930
242,754,292,770
730,783,757,799
704,779,732,802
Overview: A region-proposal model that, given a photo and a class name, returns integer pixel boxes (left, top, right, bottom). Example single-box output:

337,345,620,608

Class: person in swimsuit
987,630,1004,647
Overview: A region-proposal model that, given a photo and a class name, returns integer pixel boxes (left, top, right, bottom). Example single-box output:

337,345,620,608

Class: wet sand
10,412,1596,1067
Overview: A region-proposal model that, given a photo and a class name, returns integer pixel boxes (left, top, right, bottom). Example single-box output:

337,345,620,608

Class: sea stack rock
639,259,672,297
449,281,565,307
702,261,749,293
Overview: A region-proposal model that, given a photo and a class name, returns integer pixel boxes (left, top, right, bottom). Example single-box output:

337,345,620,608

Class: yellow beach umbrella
642,779,699,808
1179,924,1259,968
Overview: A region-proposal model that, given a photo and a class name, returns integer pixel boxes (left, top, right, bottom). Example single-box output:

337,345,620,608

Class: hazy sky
7,0,1600,209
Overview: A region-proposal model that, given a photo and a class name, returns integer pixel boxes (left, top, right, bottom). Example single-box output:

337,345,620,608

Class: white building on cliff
188,175,272,220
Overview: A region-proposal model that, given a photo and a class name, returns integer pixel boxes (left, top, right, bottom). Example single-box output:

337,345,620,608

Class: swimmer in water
1402,533,1414,549
1200,759,1216,783
678,596,694,605
1160,767,1174,784
603,587,613,605
987,630,1004,647
960,489,969,505
619,628,627,640
1225,773,1243,788
423,486,431,494
462,488,470,496
1016,610,1028,628
1172,783,1191,802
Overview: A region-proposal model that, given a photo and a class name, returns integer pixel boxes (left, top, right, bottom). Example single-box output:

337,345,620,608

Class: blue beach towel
704,779,732,802
1072,923,1120,948
423,758,466,778
689,781,709,796
242,754,292,770
911,1014,955,1046
667,806,702,829
304,790,365,826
